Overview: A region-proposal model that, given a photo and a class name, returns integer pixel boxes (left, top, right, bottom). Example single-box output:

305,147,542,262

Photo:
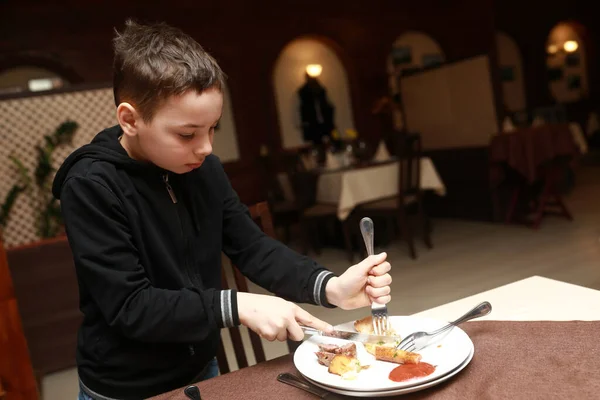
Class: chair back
217,202,299,374
0,236,39,399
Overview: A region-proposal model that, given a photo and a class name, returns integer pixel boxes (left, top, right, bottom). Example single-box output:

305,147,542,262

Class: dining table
151,276,600,399
315,157,446,220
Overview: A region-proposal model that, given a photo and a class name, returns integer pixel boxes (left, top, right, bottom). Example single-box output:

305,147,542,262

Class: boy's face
120,87,223,174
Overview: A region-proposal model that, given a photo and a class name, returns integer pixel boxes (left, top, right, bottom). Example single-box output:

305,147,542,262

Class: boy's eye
178,133,194,140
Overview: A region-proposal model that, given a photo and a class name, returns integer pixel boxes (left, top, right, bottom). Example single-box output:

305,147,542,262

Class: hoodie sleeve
60,175,236,343
217,163,337,308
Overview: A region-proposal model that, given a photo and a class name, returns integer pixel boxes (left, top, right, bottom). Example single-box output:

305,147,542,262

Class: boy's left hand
325,252,391,310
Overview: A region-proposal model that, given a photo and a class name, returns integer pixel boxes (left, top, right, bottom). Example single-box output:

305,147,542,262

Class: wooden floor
42,165,600,400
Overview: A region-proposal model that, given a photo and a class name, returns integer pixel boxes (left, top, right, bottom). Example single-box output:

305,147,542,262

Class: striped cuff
313,270,336,308
218,289,239,328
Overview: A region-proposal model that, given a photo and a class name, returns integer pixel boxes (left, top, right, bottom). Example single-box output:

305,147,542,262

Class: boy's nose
194,141,212,157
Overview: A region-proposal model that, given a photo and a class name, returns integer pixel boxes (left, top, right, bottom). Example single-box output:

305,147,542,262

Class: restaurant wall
0,84,240,247
0,0,498,207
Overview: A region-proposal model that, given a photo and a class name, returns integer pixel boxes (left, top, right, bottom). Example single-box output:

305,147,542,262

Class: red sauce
389,362,436,382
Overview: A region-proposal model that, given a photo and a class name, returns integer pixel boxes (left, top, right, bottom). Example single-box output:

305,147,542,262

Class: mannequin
297,73,336,145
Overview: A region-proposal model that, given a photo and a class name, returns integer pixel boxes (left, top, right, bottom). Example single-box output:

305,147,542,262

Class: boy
52,20,392,400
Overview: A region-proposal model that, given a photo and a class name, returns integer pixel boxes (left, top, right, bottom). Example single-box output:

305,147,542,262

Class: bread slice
375,346,422,364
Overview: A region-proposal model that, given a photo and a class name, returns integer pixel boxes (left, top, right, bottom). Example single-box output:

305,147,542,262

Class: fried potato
328,355,368,380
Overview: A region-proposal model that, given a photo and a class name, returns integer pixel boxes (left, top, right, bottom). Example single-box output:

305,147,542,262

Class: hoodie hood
52,125,163,199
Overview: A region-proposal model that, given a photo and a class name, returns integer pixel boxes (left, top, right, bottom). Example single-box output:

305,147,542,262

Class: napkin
324,151,343,170
299,153,316,171
373,140,391,162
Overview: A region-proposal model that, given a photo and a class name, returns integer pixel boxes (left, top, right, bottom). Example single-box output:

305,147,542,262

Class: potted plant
0,121,79,242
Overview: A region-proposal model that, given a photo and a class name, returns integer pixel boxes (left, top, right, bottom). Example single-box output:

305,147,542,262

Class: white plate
303,344,474,397
293,316,473,392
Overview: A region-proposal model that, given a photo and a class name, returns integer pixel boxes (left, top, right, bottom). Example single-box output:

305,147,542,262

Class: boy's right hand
236,292,334,342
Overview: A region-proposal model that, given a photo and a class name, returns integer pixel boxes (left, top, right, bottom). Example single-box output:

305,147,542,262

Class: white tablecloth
413,276,600,321
316,158,446,220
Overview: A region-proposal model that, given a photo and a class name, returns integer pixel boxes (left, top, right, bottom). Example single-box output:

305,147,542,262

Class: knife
277,373,346,399
300,325,401,345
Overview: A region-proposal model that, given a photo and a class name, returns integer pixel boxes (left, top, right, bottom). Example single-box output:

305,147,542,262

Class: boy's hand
325,252,392,310
237,292,334,341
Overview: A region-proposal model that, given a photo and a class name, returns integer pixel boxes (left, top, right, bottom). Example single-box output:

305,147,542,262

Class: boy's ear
116,102,142,137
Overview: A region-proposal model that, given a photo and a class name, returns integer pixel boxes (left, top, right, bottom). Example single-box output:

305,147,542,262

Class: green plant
0,120,78,239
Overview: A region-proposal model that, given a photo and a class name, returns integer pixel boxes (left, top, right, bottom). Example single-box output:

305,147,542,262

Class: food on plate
318,343,357,357
388,362,436,382
315,351,336,367
314,343,368,380
354,315,398,336
364,342,422,364
374,346,422,364
313,317,429,382
327,355,368,380
363,342,393,356
315,343,357,367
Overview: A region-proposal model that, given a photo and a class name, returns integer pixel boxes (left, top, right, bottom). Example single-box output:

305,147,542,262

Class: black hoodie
52,125,336,399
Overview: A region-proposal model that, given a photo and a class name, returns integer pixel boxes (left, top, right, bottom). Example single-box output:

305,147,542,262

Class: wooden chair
300,203,354,263
353,133,432,259
505,157,574,229
0,236,39,400
262,148,355,262
216,202,300,374
261,149,320,244
265,152,306,243
291,165,354,263
6,236,82,377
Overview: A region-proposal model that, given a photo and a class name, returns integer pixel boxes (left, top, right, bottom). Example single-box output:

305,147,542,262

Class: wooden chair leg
216,336,230,374
229,327,249,370
554,194,573,221
399,208,417,259
506,185,521,224
532,179,551,229
548,165,573,222
342,219,354,264
419,201,433,249
385,216,395,245
417,198,433,249
532,165,573,229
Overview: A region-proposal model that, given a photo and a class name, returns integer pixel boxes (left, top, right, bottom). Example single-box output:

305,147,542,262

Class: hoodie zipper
163,174,178,203
163,173,195,357
163,173,195,286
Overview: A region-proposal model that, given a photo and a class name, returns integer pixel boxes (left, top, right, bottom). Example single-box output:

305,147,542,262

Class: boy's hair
112,19,226,122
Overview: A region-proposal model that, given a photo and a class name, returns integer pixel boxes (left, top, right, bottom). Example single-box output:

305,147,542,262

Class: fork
396,301,492,352
359,217,390,336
